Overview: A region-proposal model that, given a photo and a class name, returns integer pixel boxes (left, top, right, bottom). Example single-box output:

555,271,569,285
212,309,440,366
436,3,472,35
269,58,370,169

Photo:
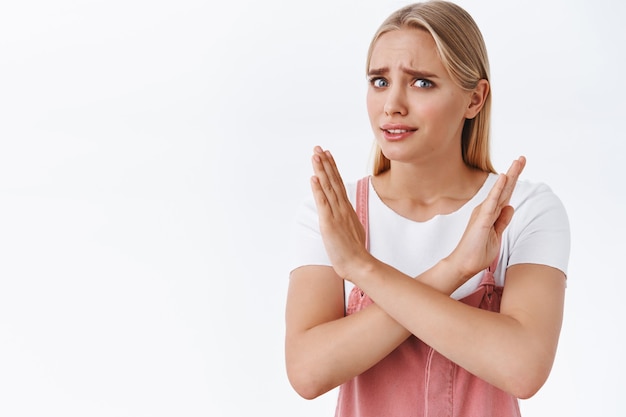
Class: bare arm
286,146,563,400
285,266,407,400
285,146,471,399
347,259,565,399
285,257,462,399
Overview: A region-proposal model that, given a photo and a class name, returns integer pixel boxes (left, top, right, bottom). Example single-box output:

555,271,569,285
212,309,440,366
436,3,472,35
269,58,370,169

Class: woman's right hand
309,146,370,282
444,157,526,283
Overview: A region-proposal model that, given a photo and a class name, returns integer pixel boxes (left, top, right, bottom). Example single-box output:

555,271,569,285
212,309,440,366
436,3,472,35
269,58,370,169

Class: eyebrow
367,66,439,79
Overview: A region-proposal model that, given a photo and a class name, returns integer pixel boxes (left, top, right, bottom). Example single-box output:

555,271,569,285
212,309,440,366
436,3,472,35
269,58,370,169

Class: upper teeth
387,129,408,133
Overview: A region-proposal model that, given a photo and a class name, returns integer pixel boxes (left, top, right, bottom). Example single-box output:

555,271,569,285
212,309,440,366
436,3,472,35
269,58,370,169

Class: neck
374,157,487,205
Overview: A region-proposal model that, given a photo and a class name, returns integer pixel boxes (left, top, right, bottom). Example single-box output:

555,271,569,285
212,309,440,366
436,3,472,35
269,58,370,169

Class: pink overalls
335,177,521,417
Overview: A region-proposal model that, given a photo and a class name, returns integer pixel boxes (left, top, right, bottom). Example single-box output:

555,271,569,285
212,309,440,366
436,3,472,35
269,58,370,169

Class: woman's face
366,28,477,166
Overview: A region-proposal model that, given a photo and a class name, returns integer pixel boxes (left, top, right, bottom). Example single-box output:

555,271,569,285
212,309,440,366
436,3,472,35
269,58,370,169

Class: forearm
286,261,462,399
286,302,410,399
350,259,565,398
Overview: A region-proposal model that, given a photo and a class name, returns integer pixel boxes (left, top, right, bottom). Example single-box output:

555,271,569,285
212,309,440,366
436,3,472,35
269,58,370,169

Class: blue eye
413,79,433,88
370,78,389,88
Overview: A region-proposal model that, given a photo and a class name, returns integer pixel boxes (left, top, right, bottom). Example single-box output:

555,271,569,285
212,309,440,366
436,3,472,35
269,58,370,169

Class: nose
383,85,408,116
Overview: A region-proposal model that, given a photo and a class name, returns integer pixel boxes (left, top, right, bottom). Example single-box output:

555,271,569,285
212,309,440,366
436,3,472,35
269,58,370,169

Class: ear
464,79,489,119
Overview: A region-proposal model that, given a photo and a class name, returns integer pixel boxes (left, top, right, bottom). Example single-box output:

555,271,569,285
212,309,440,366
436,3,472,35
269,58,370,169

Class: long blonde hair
368,1,495,175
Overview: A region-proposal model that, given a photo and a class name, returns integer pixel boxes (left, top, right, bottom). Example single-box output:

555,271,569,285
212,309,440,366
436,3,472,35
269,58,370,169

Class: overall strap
482,252,500,285
356,176,370,251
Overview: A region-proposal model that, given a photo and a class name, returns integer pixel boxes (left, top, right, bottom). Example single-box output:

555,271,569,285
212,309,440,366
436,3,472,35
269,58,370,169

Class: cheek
418,95,465,124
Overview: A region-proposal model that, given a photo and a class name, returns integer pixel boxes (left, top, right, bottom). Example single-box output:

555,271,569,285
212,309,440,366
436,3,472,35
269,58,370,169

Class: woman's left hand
445,156,526,282
310,146,369,281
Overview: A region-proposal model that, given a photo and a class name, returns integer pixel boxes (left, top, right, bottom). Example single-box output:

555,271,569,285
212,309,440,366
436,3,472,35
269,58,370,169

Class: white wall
0,0,624,415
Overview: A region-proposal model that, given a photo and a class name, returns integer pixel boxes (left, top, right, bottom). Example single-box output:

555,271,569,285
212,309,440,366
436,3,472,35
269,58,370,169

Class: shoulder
509,178,568,220
503,176,571,275
294,177,363,228
511,178,561,204
479,174,567,224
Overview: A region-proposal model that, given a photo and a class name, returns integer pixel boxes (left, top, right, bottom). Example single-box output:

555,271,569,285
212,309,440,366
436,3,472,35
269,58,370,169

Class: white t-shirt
288,173,570,300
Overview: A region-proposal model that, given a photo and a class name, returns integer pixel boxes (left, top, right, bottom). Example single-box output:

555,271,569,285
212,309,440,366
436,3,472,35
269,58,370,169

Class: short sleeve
287,197,332,273
505,182,571,276
287,182,359,274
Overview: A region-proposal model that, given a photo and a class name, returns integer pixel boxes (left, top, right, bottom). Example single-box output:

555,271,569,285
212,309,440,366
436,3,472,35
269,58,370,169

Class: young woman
285,1,570,416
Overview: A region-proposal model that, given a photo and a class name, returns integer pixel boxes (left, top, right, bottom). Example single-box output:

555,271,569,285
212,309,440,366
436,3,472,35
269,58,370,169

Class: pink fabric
335,176,520,417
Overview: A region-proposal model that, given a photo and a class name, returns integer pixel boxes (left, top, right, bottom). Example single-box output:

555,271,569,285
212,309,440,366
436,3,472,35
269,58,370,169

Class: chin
378,141,417,160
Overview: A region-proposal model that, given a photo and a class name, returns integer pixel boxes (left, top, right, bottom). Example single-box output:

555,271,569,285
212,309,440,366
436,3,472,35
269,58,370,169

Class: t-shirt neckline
367,173,498,224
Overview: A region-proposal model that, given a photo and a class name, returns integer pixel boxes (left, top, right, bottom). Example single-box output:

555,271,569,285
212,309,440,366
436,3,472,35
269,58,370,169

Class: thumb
494,205,515,236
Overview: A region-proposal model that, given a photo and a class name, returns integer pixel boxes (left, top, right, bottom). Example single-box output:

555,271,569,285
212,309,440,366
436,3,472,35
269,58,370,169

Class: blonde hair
368,1,495,175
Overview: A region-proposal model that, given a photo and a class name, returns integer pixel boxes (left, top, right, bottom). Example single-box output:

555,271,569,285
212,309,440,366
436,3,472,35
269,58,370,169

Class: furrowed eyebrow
403,68,439,79
367,67,388,77
367,66,439,79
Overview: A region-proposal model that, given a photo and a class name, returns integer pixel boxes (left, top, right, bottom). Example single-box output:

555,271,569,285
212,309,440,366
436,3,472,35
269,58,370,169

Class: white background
0,0,624,415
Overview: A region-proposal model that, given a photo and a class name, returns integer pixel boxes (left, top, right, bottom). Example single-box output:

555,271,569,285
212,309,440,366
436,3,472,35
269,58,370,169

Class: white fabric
288,173,570,300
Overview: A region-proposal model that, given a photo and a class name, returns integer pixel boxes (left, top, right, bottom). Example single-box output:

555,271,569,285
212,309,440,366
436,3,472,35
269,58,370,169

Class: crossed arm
285,148,566,400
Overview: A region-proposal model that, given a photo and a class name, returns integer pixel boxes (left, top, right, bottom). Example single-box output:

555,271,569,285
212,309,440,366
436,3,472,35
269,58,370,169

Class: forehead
369,28,442,70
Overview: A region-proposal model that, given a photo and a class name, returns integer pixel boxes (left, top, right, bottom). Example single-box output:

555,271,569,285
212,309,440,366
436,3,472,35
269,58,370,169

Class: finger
311,147,333,188
505,156,525,185
494,205,515,236
498,156,526,207
310,174,329,209
311,148,345,215
311,147,335,203
322,150,349,198
311,149,326,178
481,173,508,216
313,147,338,191
313,147,347,207
313,147,341,186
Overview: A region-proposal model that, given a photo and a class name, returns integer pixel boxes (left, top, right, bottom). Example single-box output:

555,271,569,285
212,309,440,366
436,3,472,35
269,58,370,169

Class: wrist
437,256,471,291
343,252,380,285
